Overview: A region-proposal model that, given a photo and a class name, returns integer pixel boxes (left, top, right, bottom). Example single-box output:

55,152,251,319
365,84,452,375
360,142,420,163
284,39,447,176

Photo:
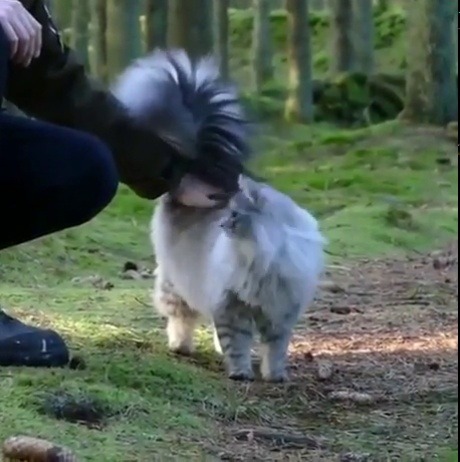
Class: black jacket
4,0,184,199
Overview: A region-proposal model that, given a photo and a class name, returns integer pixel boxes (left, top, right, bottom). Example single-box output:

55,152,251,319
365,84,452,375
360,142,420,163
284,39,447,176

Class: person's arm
5,0,185,199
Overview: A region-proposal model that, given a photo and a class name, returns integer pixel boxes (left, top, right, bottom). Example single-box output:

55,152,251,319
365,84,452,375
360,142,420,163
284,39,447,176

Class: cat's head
220,176,271,240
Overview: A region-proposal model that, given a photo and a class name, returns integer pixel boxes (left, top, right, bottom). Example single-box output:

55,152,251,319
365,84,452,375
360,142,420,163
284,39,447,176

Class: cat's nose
221,217,236,230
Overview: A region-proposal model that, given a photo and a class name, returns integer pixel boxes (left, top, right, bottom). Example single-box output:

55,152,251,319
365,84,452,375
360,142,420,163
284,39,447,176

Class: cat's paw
168,342,194,356
228,370,255,382
261,370,288,383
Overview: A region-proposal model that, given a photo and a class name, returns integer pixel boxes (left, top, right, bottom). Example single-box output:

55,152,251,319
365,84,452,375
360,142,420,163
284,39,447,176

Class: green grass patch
0,122,457,459
0,283,243,460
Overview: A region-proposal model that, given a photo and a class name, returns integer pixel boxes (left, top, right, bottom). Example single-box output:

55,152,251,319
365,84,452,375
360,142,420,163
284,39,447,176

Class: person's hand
0,0,42,66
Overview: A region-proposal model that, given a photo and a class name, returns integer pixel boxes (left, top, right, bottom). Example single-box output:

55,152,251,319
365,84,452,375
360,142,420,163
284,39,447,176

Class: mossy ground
0,121,457,461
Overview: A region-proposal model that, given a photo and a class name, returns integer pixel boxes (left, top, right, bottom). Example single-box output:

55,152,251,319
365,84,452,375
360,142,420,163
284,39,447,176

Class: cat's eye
231,211,238,219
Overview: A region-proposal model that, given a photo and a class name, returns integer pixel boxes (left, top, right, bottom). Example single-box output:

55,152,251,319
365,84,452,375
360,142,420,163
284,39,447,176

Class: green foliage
229,5,407,54
244,72,406,126
228,5,410,125
374,5,407,49
229,7,329,51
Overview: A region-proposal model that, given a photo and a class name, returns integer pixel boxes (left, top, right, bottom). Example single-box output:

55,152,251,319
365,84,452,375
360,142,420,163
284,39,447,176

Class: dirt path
207,242,458,461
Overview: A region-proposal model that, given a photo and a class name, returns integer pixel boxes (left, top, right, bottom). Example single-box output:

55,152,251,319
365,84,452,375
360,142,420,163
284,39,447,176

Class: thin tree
213,0,230,79
329,0,356,74
53,0,72,30
195,0,214,55
71,0,90,67
310,0,326,11
89,0,107,81
353,0,374,75
252,0,274,93
106,0,143,79
285,0,314,123
399,0,458,125
454,0,458,75
168,0,213,57
145,0,168,51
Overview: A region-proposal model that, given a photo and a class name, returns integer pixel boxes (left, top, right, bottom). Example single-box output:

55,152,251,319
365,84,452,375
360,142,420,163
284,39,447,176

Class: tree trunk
195,0,214,55
329,0,356,74
252,0,274,93
71,0,90,68
353,0,374,75
45,0,54,13
310,0,326,11
145,0,168,51
213,0,230,79
106,0,143,80
400,0,458,125
454,0,458,74
89,0,107,81
168,0,213,57
53,0,72,30
285,0,314,123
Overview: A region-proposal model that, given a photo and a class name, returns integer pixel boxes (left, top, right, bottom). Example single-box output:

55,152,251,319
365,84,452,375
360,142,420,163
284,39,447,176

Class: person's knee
0,25,8,59
0,25,9,96
70,133,119,226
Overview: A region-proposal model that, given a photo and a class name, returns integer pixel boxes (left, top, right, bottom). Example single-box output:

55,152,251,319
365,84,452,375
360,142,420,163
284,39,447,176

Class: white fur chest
151,202,238,316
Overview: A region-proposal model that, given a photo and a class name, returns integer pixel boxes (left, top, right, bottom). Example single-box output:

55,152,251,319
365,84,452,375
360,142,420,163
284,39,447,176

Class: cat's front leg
254,308,299,383
153,273,199,355
212,325,223,355
213,296,255,381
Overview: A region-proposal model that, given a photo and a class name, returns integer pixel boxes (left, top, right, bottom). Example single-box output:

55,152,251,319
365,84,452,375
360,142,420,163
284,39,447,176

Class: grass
0,121,457,461
252,121,458,258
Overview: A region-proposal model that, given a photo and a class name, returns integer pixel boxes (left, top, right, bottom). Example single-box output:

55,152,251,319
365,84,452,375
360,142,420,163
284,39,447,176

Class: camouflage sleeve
5,0,184,199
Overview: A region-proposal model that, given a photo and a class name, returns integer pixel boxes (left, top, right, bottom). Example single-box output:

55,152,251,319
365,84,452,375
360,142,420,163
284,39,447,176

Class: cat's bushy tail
111,49,252,192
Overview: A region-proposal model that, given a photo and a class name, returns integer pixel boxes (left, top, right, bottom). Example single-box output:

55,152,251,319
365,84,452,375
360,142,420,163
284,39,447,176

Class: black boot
0,309,70,367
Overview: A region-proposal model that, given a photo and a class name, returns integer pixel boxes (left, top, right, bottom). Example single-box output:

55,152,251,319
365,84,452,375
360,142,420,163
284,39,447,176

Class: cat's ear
238,175,250,195
238,175,266,207
253,188,269,208
238,175,256,205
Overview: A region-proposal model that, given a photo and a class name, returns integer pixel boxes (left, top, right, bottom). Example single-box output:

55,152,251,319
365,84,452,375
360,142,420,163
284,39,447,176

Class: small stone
339,452,371,462
139,269,155,279
319,280,346,293
120,269,143,280
328,390,374,405
317,361,334,381
330,306,352,315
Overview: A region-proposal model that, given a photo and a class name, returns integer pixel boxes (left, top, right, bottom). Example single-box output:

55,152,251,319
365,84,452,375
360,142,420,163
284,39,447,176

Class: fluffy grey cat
112,49,326,382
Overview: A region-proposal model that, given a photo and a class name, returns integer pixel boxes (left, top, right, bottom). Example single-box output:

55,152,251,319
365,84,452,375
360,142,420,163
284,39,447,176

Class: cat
151,175,326,382
112,49,326,382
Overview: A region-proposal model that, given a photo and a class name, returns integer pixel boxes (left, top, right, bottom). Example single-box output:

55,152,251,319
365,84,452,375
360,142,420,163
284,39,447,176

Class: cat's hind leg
254,307,300,383
153,273,199,355
213,296,255,381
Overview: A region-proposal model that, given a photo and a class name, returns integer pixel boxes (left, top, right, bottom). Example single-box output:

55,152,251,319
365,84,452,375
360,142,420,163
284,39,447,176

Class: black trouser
0,27,119,251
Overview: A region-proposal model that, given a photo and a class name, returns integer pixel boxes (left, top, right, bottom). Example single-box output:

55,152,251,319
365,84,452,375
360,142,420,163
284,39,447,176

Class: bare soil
205,242,458,461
